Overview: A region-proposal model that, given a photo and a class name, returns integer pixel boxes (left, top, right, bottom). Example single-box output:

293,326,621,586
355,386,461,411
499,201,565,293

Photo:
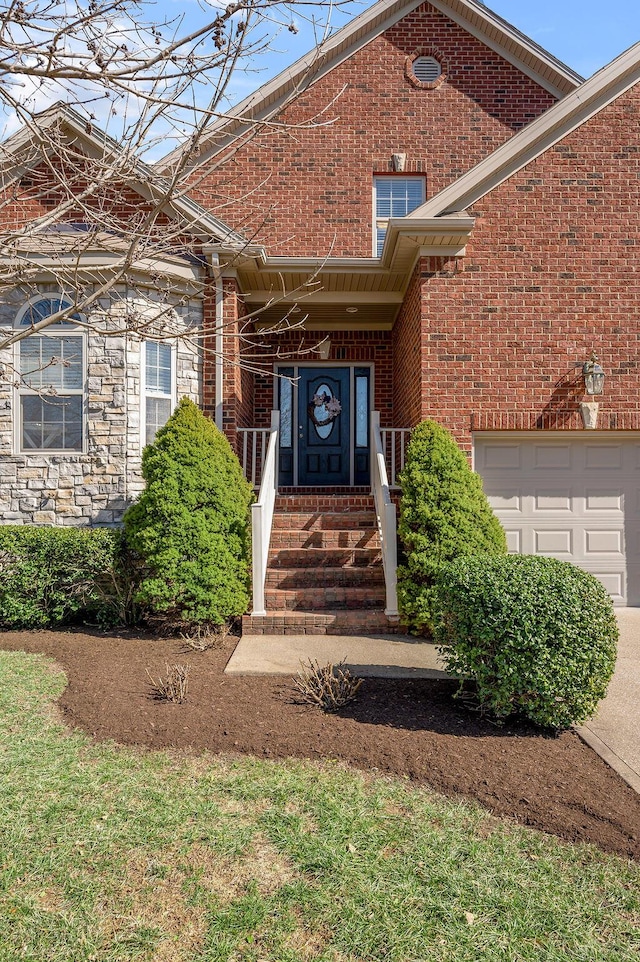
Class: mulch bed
2,629,639,862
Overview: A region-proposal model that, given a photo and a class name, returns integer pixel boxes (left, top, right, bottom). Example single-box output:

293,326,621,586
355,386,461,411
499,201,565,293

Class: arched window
18,297,82,327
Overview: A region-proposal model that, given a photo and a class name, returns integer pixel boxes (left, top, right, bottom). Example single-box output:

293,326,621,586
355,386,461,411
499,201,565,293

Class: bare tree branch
0,0,354,378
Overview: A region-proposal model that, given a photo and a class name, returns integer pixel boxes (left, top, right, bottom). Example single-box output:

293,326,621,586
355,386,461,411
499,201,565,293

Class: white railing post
371,411,399,619
379,427,411,487
251,411,279,616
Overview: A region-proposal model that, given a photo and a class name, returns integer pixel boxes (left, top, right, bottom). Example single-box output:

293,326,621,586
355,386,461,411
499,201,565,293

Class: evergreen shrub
0,526,122,628
434,555,618,730
124,397,253,631
397,419,506,635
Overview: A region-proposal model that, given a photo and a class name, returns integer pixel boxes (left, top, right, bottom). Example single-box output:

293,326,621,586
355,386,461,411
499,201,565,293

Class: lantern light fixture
582,352,605,395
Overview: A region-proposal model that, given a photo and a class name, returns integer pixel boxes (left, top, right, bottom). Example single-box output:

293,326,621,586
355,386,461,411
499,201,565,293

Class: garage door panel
585,529,624,556
584,444,623,470
593,571,625,604
533,490,572,511
505,529,521,553
534,529,573,555
485,490,521,512
533,444,572,470
475,435,640,607
478,444,522,471
585,490,623,512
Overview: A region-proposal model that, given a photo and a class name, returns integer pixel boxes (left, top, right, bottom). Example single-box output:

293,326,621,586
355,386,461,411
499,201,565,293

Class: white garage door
474,434,640,606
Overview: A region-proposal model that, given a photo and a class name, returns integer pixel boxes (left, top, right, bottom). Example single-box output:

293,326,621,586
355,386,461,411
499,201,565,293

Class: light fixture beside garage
580,353,605,430
582,352,605,395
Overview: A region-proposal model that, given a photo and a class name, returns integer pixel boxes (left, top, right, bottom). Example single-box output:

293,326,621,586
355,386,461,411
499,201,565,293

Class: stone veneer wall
0,284,202,526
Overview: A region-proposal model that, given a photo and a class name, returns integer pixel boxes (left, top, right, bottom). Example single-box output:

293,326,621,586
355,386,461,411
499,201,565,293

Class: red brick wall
201,275,217,421
393,261,425,427
219,278,254,447
0,157,174,233
409,84,640,451
251,329,393,427
189,2,555,257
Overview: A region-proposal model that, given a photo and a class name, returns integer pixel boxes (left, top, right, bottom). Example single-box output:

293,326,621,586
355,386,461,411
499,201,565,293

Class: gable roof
159,0,582,173
0,102,248,248
409,41,640,219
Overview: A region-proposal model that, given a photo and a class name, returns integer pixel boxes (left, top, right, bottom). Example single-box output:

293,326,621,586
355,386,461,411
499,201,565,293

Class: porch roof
219,215,474,330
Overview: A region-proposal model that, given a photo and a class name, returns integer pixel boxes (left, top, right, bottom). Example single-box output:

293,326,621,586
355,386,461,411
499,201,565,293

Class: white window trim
140,339,177,450
372,176,426,257
13,296,87,456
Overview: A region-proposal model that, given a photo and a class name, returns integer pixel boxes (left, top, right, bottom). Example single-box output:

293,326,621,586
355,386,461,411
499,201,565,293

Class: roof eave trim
412,42,640,218
428,0,582,97
158,0,581,172
0,103,248,249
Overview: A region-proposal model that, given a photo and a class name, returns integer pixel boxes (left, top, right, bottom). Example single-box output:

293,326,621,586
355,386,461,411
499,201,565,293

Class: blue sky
3,1,637,144
231,0,640,100
483,0,640,77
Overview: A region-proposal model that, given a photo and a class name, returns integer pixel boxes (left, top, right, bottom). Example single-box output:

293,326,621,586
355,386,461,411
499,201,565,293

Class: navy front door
298,368,350,485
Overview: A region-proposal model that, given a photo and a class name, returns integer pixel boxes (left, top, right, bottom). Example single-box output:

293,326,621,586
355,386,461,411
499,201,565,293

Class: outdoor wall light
582,352,605,395
317,338,331,360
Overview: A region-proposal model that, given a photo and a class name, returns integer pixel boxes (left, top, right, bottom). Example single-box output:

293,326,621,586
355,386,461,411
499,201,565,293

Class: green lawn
0,650,638,962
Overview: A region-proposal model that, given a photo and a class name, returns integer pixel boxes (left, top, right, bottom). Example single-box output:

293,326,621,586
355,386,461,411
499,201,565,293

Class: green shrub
0,526,123,629
434,555,618,730
123,397,253,632
397,419,506,635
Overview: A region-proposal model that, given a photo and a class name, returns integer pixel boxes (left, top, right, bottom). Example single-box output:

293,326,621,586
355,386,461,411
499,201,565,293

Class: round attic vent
412,56,442,83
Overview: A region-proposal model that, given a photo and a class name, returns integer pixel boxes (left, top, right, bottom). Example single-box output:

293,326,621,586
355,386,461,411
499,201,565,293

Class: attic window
412,57,441,83
406,51,446,90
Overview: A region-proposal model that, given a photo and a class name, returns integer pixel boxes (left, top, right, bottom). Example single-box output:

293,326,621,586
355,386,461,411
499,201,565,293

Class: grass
0,650,638,961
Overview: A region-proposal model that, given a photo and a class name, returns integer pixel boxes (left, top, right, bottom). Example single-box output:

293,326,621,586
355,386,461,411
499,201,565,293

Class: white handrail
371,411,399,619
380,428,411,488
238,427,270,488
251,411,279,616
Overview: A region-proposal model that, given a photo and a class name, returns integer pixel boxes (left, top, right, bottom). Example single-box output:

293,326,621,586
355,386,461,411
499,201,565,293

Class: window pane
145,342,172,394
375,178,424,218
356,376,368,448
60,337,83,390
280,376,293,448
20,336,83,391
20,297,81,326
375,180,393,218
375,178,425,254
146,396,172,444
21,395,82,451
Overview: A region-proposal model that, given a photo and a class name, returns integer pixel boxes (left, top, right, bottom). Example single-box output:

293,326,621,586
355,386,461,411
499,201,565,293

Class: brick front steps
242,490,402,636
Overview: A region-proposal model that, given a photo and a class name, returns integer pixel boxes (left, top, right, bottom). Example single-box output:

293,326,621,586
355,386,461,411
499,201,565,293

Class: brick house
2,0,639,629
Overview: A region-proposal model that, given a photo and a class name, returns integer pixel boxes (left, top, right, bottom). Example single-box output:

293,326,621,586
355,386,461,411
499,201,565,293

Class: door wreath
308,391,342,426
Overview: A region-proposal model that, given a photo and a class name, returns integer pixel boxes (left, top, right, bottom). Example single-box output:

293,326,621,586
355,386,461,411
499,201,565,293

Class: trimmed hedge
397,419,507,635
0,526,123,629
434,555,618,730
123,397,253,631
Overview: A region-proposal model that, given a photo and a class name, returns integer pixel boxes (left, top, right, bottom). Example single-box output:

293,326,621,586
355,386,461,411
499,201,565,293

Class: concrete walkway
579,607,640,794
226,632,448,679
226,610,639,793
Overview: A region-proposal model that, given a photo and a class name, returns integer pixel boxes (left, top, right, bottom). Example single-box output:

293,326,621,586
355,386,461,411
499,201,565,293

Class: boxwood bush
0,526,123,629
124,397,253,632
434,555,618,730
397,419,506,635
